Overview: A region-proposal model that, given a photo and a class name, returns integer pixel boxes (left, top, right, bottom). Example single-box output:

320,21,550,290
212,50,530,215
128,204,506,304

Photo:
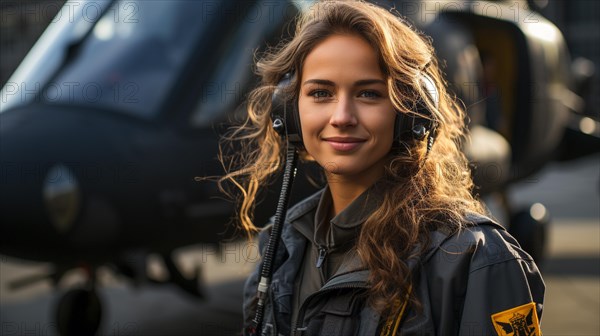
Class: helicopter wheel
56,287,102,336
508,203,549,264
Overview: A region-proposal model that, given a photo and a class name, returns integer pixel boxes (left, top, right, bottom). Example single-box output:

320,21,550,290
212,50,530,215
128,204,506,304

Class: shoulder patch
491,302,541,336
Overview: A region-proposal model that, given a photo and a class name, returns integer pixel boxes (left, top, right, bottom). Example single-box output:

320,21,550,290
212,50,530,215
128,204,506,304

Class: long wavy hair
219,0,485,315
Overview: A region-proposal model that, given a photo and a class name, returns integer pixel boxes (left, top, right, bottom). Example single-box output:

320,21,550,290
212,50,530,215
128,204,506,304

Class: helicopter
0,1,321,334
406,0,599,261
0,0,597,335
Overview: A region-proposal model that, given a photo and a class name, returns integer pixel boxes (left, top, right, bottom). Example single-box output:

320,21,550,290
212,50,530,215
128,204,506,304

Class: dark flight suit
243,185,545,336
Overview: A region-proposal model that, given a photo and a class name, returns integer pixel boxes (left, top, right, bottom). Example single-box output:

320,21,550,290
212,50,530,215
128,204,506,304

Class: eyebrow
302,79,386,87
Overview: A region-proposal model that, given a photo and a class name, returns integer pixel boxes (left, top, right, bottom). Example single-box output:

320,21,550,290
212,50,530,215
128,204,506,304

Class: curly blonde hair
219,0,485,315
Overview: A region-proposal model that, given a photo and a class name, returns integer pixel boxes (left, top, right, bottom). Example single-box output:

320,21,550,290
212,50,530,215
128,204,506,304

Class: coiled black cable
250,145,298,335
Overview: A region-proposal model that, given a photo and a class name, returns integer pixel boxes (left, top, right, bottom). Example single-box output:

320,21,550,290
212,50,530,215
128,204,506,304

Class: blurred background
0,1,598,335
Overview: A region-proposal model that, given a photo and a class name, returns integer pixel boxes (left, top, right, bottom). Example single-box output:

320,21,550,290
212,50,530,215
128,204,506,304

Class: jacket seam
468,255,533,274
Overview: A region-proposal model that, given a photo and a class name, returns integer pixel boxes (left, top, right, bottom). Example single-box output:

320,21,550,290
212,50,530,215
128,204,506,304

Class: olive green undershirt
290,182,384,328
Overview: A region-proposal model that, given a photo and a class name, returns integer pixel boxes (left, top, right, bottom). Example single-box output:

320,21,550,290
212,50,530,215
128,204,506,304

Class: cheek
299,118,322,158
370,113,396,142
298,100,326,141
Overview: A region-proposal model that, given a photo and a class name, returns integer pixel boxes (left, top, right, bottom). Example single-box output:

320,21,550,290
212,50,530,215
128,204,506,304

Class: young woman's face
299,34,396,182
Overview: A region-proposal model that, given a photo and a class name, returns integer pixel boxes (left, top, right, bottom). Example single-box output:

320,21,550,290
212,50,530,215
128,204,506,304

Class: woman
219,1,544,335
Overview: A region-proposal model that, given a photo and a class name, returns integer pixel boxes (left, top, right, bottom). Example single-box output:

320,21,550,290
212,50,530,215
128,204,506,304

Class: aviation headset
270,72,440,154
249,72,441,335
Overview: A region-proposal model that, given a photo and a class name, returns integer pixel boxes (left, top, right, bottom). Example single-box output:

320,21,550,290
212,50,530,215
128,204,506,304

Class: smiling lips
323,136,367,151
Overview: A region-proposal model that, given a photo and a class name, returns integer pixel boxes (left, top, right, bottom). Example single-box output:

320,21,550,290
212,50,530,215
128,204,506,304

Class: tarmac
0,155,598,335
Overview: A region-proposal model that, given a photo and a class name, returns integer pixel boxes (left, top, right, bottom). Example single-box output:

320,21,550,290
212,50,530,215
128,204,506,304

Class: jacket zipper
291,281,367,336
316,246,327,268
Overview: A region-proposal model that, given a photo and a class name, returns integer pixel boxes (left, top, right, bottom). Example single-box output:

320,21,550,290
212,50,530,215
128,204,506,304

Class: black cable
250,145,298,335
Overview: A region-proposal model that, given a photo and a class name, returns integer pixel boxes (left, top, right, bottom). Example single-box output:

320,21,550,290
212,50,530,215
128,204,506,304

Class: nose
329,95,357,128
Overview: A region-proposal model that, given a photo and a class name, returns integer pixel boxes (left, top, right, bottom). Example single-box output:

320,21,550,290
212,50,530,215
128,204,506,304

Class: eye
358,90,382,99
308,89,333,102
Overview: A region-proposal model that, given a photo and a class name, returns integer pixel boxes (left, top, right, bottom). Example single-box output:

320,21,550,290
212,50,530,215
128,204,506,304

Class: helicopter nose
1,105,128,259
0,107,87,256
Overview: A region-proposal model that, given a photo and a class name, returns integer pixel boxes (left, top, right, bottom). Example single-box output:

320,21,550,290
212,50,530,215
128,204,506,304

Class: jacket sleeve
458,227,545,336
242,224,273,332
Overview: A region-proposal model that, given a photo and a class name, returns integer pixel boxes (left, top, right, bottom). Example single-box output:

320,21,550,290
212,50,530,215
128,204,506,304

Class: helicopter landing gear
54,265,102,336
8,265,103,336
56,287,102,336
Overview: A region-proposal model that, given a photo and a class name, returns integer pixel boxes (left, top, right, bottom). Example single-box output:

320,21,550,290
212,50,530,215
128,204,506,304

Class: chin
322,163,362,178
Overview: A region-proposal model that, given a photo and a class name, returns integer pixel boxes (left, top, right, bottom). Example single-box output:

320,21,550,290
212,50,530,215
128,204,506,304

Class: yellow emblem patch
491,302,541,336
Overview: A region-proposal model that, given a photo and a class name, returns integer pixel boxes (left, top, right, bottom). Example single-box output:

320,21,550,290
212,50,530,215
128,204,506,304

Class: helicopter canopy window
43,0,206,119
190,0,311,127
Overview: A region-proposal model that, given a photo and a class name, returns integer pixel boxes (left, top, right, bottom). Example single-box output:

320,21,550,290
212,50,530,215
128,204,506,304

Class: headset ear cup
393,73,440,149
271,73,304,148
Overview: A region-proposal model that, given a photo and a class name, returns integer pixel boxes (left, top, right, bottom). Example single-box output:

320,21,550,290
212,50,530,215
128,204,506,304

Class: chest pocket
301,290,365,336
